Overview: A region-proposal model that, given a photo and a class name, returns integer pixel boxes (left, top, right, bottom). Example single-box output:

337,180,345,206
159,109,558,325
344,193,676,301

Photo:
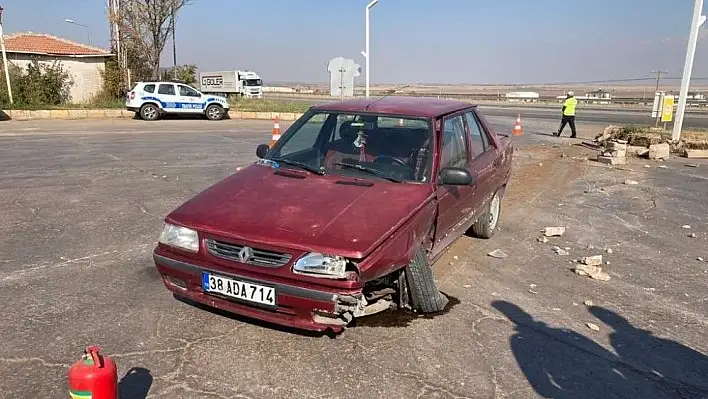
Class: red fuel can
68,346,118,399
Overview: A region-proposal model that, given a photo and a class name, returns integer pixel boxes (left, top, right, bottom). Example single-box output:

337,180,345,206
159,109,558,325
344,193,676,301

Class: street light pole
361,0,378,98
171,4,177,80
672,0,706,142
0,6,13,104
64,19,92,45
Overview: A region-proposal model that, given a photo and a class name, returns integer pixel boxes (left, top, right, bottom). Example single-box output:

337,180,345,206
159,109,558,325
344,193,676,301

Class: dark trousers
557,115,576,137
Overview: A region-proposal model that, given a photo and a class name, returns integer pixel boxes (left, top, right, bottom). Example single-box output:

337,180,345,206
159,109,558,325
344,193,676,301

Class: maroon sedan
153,96,513,333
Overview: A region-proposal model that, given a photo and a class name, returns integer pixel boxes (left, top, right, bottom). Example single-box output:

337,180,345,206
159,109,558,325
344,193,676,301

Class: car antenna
364,85,408,111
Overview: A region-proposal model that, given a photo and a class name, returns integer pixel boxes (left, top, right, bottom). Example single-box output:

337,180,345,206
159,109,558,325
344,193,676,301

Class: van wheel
470,190,502,239
205,104,223,121
140,104,160,121
405,245,448,313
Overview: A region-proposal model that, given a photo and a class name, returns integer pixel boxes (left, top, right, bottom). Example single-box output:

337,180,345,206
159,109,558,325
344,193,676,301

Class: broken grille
205,239,292,267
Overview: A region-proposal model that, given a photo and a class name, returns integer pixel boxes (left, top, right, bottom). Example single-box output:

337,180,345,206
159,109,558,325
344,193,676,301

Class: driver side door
177,84,204,113
432,112,475,255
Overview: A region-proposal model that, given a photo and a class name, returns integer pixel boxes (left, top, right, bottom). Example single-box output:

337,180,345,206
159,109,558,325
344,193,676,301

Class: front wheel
405,245,449,313
205,104,224,121
470,189,502,239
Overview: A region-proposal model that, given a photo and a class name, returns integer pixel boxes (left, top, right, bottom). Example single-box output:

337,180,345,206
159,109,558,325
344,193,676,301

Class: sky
2,0,708,84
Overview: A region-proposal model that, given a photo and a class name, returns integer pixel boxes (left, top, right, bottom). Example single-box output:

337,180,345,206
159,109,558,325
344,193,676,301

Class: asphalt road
266,94,708,129
0,117,706,398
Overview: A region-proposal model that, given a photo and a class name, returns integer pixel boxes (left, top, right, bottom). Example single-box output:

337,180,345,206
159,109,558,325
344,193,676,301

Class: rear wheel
205,104,223,121
470,190,502,239
405,245,448,313
140,104,160,121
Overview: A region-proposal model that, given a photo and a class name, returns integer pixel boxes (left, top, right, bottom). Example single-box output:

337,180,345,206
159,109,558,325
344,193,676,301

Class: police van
126,81,230,121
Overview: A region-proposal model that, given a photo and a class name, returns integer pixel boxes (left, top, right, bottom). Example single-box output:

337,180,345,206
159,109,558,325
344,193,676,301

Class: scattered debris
581,255,603,266
658,165,667,169
542,227,566,237
682,225,692,229
643,165,652,168
583,300,594,306
624,180,639,185
684,163,700,168
528,289,538,295
537,236,549,243
236,166,243,171
462,284,471,288
538,163,543,167
574,264,611,281
648,143,670,160
529,284,538,288
606,248,613,254
606,261,611,265
594,125,622,143
689,233,697,238
453,256,459,260
587,322,601,331
552,246,570,256
587,244,595,250
487,249,508,259
636,148,650,157
698,257,705,262
552,308,562,311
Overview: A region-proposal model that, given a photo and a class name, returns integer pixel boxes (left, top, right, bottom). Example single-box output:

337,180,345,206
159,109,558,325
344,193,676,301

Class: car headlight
159,223,199,252
293,253,347,279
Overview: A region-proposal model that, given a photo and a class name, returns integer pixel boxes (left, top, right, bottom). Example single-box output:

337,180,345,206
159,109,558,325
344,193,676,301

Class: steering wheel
373,155,408,168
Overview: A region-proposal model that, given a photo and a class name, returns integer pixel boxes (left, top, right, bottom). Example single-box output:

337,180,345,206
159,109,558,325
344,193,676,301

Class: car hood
166,164,433,259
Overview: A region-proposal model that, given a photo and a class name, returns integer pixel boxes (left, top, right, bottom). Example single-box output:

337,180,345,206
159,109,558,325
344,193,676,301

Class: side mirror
256,144,270,159
438,167,474,186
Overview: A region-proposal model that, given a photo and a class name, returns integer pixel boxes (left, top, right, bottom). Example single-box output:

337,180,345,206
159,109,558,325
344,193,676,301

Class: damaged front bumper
154,251,384,332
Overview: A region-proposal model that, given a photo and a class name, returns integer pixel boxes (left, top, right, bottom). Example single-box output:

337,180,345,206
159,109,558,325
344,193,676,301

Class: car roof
311,96,476,118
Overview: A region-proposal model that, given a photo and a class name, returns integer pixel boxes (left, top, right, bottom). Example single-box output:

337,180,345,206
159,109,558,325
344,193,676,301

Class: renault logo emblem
237,246,254,263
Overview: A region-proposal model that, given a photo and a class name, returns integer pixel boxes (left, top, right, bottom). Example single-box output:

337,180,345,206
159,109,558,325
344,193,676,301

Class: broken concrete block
542,227,566,237
581,255,603,266
575,264,611,281
685,149,708,159
587,322,601,331
487,249,508,259
597,155,626,165
552,246,569,256
648,143,670,160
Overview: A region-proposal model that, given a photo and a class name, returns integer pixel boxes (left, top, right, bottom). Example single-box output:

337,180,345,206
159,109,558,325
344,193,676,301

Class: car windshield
244,79,262,86
264,111,434,183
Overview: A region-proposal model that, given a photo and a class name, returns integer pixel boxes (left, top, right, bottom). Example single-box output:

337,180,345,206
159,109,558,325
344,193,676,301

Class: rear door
433,112,475,253
156,83,178,113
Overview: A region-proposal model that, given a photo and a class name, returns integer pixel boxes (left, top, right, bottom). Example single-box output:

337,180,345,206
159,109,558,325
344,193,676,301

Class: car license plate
202,272,276,306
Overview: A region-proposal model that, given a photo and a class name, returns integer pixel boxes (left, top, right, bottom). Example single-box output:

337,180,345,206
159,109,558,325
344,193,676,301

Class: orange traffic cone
512,113,523,136
269,116,281,147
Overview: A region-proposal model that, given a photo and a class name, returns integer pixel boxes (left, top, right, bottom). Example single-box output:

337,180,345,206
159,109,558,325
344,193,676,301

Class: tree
165,64,197,85
114,0,192,79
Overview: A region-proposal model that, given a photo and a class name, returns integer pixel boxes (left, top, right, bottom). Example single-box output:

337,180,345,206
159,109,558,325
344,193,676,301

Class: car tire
470,189,503,239
405,245,449,313
205,104,224,121
140,104,160,121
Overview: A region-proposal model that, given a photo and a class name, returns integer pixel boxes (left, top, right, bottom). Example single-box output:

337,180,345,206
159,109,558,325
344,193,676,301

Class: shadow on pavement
118,367,153,399
491,300,708,399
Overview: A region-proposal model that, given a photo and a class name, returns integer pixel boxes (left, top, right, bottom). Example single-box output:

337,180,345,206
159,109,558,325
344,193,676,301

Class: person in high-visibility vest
554,91,578,138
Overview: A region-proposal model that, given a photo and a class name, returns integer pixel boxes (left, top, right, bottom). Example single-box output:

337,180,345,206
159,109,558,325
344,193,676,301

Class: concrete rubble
487,249,508,259
542,226,566,237
597,139,628,165
648,143,670,160
685,149,708,159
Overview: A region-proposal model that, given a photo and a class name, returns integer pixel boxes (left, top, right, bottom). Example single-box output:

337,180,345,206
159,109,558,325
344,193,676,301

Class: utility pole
672,0,706,142
0,6,12,104
652,70,667,127
361,0,378,97
171,4,177,80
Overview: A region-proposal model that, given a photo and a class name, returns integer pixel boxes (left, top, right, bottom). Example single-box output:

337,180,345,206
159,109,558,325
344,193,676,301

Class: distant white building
505,91,539,102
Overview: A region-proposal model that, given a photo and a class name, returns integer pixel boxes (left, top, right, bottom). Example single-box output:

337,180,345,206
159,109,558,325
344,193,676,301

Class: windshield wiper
333,162,403,183
269,158,325,175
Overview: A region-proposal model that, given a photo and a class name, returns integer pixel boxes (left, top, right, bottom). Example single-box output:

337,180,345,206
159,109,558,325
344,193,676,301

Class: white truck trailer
198,70,263,98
